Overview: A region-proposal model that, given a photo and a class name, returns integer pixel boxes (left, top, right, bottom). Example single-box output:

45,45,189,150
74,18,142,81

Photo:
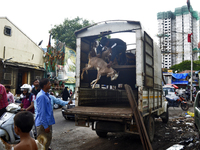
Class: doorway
16,71,28,94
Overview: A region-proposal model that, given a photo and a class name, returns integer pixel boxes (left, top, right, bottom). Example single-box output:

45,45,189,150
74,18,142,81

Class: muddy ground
51,106,200,150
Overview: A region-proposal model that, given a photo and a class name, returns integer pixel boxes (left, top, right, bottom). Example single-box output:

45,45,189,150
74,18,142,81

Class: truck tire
96,130,108,138
145,115,155,143
161,107,169,123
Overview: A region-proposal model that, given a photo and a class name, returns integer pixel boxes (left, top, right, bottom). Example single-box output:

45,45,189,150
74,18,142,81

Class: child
13,111,45,150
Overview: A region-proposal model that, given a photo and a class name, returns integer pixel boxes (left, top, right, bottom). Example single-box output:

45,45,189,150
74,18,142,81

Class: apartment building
157,5,199,69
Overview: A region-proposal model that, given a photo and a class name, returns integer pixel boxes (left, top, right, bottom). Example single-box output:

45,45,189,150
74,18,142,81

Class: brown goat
81,53,119,89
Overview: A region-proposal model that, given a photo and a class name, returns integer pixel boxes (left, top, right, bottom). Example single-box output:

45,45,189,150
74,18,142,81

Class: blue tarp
171,81,189,85
172,73,188,79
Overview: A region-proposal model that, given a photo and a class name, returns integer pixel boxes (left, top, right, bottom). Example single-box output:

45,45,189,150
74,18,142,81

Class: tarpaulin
171,81,189,85
172,73,188,79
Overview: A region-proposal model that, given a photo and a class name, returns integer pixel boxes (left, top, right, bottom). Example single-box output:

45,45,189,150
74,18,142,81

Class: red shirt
0,84,8,109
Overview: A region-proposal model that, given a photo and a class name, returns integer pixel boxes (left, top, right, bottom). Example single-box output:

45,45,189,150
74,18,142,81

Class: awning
171,81,188,85
4,61,45,71
172,73,188,79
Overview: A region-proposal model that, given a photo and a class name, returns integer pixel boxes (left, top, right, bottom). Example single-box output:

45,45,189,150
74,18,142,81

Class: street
50,105,198,150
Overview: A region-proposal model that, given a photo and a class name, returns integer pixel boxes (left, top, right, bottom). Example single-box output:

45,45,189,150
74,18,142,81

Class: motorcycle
0,103,36,144
166,94,189,111
185,91,196,101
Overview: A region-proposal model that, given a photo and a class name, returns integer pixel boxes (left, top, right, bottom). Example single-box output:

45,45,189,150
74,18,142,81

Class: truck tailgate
67,106,133,119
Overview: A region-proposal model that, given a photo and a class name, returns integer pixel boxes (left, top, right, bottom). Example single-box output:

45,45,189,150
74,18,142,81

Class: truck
65,20,168,142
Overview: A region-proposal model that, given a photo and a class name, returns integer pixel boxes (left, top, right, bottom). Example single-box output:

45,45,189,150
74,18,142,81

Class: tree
50,17,93,50
170,59,200,73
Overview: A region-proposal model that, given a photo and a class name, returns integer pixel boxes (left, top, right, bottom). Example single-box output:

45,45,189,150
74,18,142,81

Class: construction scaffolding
157,5,199,69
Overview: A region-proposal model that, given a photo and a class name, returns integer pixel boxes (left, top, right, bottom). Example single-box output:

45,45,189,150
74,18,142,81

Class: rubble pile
154,117,200,150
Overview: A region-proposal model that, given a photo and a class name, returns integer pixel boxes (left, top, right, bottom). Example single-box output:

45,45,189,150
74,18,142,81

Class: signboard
64,47,76,83
168,70,173,73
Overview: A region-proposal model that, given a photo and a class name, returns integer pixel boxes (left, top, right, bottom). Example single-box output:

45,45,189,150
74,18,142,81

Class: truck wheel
161,107,169,123
145,115,155,142
96,130,108,138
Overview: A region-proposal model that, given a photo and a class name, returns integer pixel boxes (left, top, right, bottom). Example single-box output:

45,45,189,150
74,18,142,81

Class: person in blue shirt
34,94,71,116
34,78,54,150
35,78,72,150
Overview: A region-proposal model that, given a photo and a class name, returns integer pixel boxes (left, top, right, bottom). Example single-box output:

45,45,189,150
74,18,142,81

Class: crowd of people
0,78,73,150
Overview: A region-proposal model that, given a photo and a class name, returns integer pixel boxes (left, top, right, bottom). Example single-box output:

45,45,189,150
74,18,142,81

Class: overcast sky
0,0,199,48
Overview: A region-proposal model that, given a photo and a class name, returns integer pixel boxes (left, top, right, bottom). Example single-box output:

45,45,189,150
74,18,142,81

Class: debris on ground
154,115,200,150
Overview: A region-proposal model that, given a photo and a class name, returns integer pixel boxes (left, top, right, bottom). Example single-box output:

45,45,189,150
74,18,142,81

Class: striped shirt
0,84,8,109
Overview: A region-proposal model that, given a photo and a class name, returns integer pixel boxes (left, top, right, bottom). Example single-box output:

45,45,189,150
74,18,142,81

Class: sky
0,0,199,49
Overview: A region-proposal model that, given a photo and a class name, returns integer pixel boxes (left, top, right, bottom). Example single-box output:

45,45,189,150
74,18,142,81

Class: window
4,26,12,36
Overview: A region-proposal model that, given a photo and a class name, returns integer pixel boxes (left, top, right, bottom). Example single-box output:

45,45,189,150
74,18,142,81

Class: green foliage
50,17,93,50
170,60,200,72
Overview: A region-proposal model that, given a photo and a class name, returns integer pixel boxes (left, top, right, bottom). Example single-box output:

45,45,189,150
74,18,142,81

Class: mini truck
66,20,168,142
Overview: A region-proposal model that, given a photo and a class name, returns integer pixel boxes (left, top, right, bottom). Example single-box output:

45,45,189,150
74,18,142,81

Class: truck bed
67,106,133,119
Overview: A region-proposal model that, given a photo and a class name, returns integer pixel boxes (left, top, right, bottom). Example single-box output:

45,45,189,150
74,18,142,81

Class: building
0,17,45,95
157,5,199,69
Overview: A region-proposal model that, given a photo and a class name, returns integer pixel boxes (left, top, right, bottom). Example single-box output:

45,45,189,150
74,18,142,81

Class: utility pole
190,34,193,102
187,0,193,102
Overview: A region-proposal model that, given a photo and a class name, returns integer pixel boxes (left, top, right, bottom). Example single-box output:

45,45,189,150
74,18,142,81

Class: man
0,84,8,117
61,86,71,101
50,94,71,110
34,93,71,116
35,78,54,150
5,85,15,104
98,37,127,67
31,79,40,96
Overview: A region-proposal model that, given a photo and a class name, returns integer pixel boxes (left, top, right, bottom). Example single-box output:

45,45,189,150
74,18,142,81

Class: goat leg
81,69,85,80
92,74,101,89
91,79,97,85
81,65,92,80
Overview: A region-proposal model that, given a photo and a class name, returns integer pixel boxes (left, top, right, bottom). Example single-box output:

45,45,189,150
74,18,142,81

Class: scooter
0,103,36,144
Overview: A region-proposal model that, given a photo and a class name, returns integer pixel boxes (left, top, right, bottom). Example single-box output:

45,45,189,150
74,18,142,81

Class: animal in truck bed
81,52,119,89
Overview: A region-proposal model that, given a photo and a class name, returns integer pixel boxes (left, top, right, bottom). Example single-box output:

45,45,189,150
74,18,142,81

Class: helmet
20,84,32,93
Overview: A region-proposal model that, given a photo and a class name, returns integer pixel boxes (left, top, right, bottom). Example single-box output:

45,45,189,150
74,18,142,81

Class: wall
0,17,44,67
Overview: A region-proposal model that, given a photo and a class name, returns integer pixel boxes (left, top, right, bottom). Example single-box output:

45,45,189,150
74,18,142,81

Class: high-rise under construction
157,5,199,69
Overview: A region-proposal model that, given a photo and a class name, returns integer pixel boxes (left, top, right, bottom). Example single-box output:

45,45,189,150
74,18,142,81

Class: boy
13,111,44,150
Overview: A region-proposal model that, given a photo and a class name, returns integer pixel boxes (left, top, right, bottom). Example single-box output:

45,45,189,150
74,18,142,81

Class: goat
81,52,119,89
0,135,47,150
